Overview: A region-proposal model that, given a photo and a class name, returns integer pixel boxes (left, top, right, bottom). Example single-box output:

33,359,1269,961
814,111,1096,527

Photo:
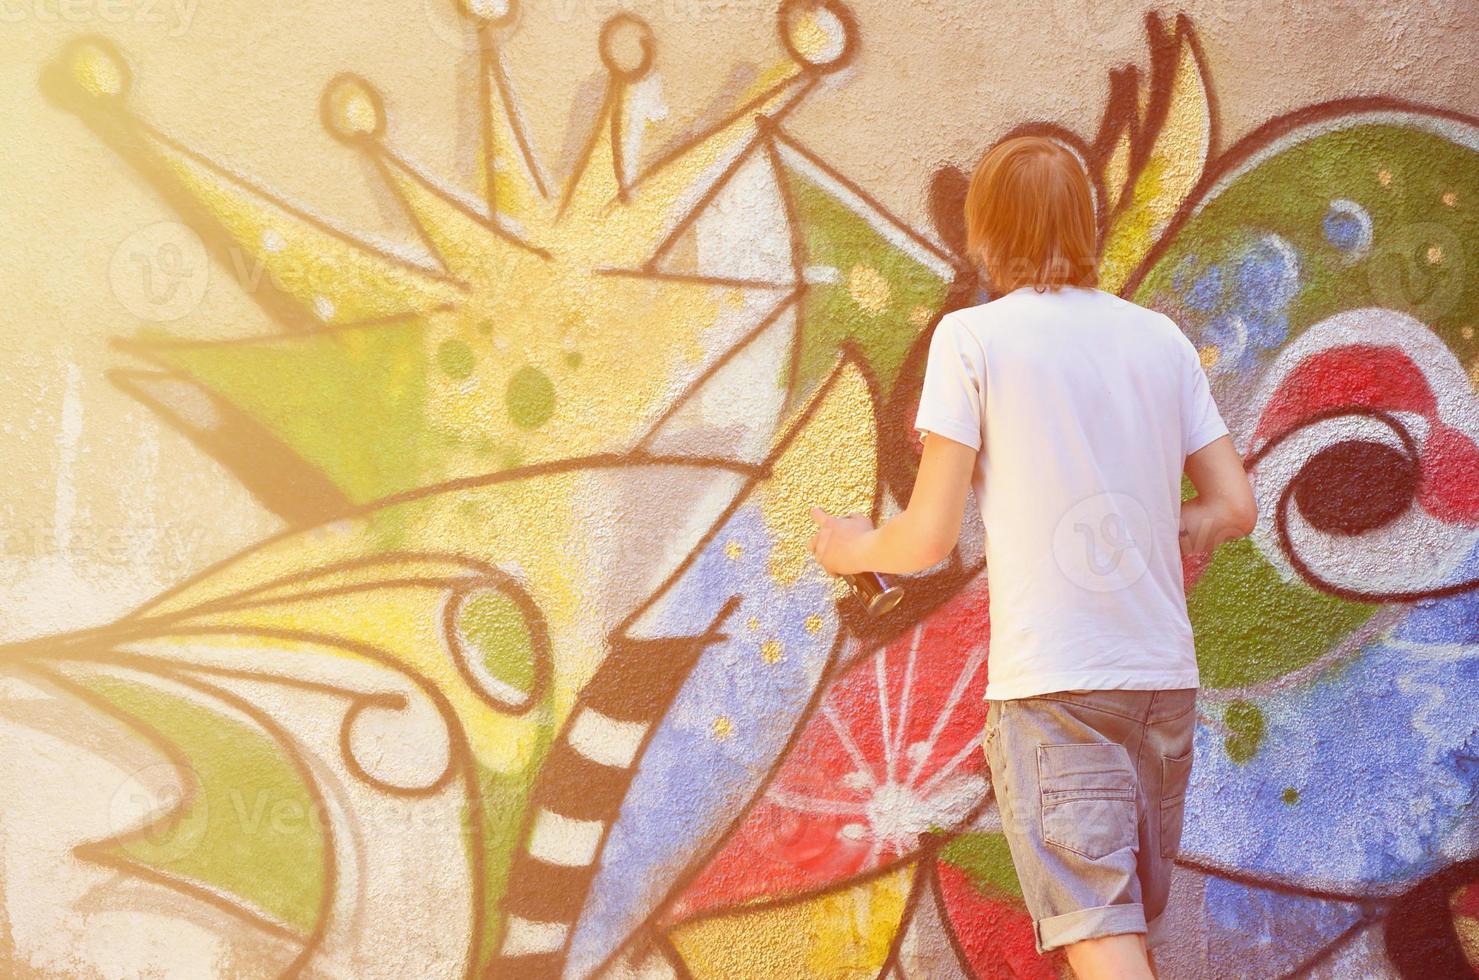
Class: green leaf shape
147,318,430,505
938,830,1022,901
1134,119,1479,362
776,154,953,398
1187,537,1375,689
80,673,327,935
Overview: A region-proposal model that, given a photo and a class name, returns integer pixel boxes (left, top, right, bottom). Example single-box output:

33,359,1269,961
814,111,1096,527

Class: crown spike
59,35,132,101
555,14,655,223
45,42,459,330
320,75,547,281
322,73,386,144
596,4,856,269
778,0,858,74
467,0,558,239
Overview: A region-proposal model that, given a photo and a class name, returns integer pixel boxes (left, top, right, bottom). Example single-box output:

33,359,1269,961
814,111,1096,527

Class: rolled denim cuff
1146,909,1169,948
1034,901,1148,953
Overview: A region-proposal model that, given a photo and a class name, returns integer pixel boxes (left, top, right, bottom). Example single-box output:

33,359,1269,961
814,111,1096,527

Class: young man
807,135,1256,979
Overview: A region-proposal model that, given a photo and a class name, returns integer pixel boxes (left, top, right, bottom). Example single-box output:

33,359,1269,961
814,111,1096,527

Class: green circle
564,350,583,368
1280,786,1299,805
437,339,475,380
459,590,535,703
1223,699,1265,764
506,365,555,429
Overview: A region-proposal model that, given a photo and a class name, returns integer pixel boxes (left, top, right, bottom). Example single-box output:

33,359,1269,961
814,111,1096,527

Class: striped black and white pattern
490,597,738,979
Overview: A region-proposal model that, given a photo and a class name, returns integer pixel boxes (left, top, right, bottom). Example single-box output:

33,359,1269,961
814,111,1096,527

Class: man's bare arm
862,431,977,572
1179,435,1257,556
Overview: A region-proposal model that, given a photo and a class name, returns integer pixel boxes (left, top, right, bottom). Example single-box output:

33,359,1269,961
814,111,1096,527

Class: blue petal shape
1186,266,1225,313
1232,233,1301,311
1183,602,1479,896
1203,875,1370,972
1243,308,1289,351
564,503,839,978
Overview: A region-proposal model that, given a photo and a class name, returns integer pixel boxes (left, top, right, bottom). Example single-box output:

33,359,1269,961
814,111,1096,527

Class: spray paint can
843,571,905,617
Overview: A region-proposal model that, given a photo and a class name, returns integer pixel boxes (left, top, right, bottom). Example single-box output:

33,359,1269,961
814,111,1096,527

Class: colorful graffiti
4,2,1476,977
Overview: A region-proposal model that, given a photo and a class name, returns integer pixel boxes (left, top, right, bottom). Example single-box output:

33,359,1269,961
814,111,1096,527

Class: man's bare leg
1062,932,1154,980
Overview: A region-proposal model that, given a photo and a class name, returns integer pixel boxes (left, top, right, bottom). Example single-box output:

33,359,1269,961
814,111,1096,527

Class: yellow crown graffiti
42,1,886,523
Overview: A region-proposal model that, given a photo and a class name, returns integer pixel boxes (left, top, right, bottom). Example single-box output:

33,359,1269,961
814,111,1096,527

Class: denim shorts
981,687,1197,954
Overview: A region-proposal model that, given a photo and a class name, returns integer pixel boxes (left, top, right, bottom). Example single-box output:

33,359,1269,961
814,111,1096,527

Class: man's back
811,134,1254,972
915,284,1228,699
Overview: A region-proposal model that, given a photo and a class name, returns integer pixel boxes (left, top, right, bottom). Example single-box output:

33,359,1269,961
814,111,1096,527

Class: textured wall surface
2,1,1477,977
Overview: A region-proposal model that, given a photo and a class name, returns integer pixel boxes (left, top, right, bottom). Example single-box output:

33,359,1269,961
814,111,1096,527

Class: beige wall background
1,0,1474,640
2,4,1478,979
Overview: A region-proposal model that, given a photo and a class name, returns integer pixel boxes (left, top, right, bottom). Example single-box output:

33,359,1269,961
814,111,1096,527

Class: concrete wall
1,1,1476,976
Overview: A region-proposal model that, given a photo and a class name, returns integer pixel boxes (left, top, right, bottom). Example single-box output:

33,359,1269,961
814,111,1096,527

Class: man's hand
807,507,874,576
1180,435,1257,556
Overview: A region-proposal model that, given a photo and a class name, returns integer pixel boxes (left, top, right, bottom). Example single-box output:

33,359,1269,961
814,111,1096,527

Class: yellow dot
784,3,850,68
908,305,933,328
848,264,891,315
1442,190,1457,208
724,540,744,560
761,639,784,664
711,716,734,740
746,615,760,632
804,613,823,634
460,0,511,19
1462,325,1475,340
1377,169,1393,186
1427,245,1444,264
1199,345,1220,369
322,75,384,142
65,39,130,100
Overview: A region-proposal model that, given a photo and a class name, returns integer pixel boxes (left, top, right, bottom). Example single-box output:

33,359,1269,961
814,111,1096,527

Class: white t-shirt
913,285,1229,700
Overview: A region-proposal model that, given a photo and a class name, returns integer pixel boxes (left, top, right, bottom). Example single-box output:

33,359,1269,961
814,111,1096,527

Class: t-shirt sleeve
913,313,984,451
1177,326,1230,457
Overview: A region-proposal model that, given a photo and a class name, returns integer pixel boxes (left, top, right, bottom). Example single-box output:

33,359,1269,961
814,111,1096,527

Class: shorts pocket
1159,748,1194,859
1037,742,1137,860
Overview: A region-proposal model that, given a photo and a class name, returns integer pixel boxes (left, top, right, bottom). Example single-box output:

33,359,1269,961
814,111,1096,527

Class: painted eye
1247,308,1479,602
1289,437,1419,536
